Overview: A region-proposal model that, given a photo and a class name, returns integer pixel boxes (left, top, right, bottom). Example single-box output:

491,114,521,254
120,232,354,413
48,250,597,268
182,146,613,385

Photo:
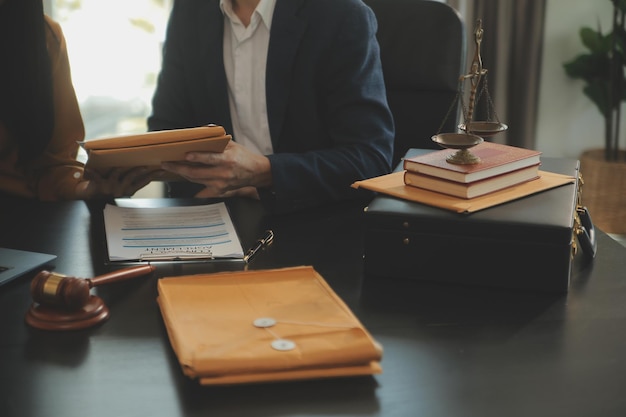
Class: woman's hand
76,167,163,199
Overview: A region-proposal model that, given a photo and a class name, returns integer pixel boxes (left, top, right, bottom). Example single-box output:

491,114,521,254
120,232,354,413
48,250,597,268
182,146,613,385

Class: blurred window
44,0,173,140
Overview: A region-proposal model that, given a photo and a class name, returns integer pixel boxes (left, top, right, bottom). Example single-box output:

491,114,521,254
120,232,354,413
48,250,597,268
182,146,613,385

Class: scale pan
431,132,483,149
459,121,508,137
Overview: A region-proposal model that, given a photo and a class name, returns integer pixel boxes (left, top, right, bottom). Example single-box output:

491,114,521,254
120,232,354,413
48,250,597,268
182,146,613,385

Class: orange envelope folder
352,170,576,213
82,125,231,179
157,266,383,385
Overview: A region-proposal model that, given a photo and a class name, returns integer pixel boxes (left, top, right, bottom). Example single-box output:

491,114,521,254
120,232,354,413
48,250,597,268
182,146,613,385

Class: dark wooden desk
1,193,626,417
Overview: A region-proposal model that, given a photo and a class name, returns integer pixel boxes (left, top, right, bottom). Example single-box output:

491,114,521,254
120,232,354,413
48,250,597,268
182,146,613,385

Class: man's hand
161,140,272,198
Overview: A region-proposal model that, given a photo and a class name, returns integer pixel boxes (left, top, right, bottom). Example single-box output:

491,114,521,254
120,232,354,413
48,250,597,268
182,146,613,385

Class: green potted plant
563,0,626,161
563,0,626,233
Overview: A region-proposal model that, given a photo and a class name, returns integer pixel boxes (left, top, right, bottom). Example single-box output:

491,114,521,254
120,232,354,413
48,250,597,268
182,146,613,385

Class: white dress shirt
220,0,275,155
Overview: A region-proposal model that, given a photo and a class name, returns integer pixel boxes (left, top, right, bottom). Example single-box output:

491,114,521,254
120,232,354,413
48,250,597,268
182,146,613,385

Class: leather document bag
362,150,596,294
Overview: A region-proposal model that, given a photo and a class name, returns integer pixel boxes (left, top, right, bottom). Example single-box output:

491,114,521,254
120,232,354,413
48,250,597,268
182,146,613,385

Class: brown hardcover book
403,163,541,199
402,141,542,183
81,125,231,179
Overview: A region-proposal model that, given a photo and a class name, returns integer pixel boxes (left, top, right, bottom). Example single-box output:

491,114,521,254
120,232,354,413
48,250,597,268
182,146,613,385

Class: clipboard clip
243,230,274,263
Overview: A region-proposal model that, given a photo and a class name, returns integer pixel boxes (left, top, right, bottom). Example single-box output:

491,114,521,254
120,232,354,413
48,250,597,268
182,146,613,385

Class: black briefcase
362,150,596,294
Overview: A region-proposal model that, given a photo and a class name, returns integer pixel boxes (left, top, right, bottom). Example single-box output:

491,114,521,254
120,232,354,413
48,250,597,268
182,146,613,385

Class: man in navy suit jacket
150,0,394,214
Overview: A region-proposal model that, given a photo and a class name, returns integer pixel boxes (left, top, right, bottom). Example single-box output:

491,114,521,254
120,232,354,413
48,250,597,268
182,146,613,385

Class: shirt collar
220,0,276,30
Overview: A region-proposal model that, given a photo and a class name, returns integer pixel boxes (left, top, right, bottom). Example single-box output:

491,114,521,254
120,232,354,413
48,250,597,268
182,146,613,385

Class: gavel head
30,270,91,311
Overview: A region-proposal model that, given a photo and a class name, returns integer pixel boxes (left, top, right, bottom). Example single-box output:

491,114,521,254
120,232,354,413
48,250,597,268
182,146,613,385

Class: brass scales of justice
432,19,508,164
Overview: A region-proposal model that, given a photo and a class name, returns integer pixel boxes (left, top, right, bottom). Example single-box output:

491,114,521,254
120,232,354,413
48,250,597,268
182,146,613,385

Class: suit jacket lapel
266,0,307,149
196,1,233,134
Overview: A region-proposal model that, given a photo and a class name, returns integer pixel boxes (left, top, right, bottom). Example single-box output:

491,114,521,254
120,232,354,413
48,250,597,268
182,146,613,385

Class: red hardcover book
402,142,542,183
403,164,541,199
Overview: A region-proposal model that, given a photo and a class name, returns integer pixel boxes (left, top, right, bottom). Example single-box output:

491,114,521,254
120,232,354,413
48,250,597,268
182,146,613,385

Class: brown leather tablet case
82,125,231,179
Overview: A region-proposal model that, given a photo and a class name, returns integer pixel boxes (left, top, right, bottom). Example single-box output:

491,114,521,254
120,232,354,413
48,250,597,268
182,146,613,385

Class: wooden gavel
30,264,155,311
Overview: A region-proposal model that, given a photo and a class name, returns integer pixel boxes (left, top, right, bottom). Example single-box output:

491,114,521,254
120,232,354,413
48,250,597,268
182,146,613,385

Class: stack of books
403,142,542,199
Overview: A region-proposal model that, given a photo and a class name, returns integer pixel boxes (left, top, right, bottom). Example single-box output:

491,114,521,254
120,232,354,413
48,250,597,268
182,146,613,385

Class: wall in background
536,0,619,158
45,0,173,140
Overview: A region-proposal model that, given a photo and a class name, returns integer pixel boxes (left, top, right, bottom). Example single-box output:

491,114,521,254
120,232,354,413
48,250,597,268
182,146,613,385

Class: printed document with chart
103,202,244,261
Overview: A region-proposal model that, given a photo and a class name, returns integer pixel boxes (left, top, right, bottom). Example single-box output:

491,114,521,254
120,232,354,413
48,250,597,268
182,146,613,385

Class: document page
103,202,244,261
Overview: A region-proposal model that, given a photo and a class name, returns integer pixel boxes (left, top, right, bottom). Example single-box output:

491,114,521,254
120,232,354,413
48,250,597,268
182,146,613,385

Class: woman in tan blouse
0,0,154,200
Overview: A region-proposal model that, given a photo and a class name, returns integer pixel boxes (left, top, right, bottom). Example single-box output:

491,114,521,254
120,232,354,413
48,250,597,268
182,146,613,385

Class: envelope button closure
271,339,296,351
253,317,277,328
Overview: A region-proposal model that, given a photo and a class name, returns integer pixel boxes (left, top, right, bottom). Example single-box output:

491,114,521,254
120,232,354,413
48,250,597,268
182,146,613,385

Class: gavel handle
87,264,156,287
